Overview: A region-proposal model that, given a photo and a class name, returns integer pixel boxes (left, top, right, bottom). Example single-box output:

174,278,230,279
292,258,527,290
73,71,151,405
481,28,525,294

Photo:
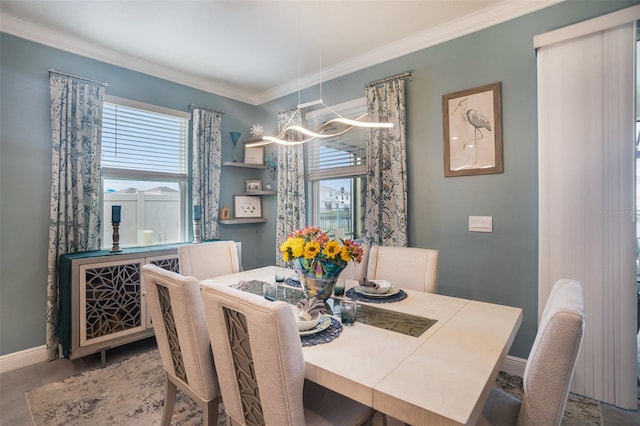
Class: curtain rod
188,104,225,115
48,68,109,86
366,71,412,87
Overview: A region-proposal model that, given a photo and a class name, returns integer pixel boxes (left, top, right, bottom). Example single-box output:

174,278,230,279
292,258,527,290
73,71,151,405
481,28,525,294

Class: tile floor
1,336,639,425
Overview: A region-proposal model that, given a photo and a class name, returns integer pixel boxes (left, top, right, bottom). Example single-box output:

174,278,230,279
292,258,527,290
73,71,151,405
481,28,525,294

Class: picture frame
245,179,262,193
244,146,264,165
442,82,503,177
234,195,262,218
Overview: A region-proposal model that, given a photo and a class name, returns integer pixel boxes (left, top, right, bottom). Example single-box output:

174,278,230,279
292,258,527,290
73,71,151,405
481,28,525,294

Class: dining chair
178,240,240,280
366,246,439,293
479,279,585,426
199,280,375,426
141,264,221,426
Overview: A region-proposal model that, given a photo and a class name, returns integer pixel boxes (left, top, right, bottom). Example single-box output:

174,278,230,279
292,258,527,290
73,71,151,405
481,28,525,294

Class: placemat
345,287,408,303
300,317,343,347
284,277,301,288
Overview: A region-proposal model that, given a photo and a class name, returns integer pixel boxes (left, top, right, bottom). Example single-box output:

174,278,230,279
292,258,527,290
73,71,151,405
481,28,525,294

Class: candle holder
110,222,122,253
193,218,202,244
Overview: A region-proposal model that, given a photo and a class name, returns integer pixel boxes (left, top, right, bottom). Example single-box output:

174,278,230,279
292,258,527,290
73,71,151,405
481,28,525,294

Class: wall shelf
241,191,276,196
222,161,266,169
219,218,267,225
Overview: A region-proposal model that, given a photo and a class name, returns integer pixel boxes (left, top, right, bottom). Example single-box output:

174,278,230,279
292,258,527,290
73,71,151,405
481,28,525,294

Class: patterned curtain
47,71,106,360
191,108,222,240
364,79,408,246
275,109,306,266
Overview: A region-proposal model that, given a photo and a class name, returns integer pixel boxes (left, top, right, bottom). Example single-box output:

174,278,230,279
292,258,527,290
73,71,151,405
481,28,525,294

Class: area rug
26,349,602,425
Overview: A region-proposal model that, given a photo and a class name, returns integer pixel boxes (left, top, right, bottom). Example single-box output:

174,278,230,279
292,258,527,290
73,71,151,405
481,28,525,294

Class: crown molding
0,13,260,104
255,0,563,104
2,1,562,106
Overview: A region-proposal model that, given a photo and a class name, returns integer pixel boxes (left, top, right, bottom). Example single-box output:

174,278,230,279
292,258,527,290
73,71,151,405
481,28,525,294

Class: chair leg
161,374,177,426
203,396,220,426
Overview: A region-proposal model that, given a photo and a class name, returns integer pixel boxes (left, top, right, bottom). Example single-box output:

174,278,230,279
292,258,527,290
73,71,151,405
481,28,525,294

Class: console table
57,241,241,362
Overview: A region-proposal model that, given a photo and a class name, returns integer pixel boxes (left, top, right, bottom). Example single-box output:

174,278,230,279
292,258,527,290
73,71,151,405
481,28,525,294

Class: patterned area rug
26,349,602,425
495,371,602,425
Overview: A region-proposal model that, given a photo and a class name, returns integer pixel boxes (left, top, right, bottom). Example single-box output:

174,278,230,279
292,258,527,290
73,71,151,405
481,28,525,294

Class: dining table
203,266,523,426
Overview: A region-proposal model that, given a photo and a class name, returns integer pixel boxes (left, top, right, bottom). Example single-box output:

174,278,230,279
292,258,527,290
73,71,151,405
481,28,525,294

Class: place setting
346,277,408,303
293,297,344,347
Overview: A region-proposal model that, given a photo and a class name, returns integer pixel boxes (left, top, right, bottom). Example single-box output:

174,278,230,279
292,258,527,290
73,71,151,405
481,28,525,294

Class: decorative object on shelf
265,182,273,191
442,82,503,177
234,195,262,218
280,226,363,301
219,206,230,220
110,205,122,252
245,179,262,193
193,204,202,244
243,146,264,165
229,131,242,162
250,124,264,139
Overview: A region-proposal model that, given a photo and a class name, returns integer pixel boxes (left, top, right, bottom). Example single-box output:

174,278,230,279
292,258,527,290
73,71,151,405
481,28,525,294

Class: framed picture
245,179,262,192
442,82,503,177
234,195,262,218
244,146,264,165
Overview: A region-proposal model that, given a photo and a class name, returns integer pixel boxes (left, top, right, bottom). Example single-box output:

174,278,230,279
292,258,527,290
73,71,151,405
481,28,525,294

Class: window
101,96,189,248
306,98,367,240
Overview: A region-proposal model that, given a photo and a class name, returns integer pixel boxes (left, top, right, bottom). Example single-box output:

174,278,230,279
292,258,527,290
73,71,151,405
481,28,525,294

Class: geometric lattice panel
83,263,142,340
150,257,179,273
157,284,187,383
223,307,264,426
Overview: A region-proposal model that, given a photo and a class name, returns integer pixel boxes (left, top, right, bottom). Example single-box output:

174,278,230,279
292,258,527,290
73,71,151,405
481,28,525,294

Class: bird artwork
450,96,493,166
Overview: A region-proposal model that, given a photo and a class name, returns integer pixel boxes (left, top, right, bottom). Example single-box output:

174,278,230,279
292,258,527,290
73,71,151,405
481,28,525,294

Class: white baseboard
501,355,527,377
0,345,48,374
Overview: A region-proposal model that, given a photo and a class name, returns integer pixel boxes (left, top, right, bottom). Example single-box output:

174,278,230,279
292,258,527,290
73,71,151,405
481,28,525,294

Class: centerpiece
280,226,363,301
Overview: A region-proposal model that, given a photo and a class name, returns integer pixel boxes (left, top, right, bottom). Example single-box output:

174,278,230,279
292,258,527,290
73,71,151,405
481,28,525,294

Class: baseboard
501,355,526,377
0,345,48,374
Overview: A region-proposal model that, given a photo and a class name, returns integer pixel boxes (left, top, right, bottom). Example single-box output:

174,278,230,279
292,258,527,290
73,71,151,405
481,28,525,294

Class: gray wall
1,0,636,357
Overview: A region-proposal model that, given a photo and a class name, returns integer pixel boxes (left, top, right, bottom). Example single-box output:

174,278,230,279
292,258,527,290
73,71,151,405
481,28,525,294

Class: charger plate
355,285,401,298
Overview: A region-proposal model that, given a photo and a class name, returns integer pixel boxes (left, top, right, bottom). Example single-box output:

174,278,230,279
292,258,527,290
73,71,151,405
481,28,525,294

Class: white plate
359,280,392,294
355,285,401,298
299,315,332,336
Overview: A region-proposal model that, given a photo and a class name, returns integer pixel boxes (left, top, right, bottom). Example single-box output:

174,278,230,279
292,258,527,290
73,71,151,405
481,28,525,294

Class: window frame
305,98,367,238
101,96,190,248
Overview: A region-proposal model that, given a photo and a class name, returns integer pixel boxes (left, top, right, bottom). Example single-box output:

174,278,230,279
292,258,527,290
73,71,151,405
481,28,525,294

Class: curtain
275,109,306,266
537,11,636,407
47,71,106,360
364,79,408,246
191,108,222,240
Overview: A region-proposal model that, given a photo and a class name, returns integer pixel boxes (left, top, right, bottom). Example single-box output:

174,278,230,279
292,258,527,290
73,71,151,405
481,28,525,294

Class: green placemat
241,280,436,337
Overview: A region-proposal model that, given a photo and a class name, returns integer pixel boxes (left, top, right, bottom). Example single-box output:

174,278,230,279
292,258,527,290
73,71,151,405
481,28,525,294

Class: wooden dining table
204,266,523,426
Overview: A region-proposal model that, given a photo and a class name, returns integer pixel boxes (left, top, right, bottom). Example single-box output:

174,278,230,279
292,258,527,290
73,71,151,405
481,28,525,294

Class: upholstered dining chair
178,240,240,280
200,280,375,426
479,279,585,426
141,264,221,426
366,246,439,293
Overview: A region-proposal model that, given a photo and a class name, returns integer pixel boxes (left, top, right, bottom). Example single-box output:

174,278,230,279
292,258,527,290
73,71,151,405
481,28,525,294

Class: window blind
306,98,367,180
102,102,188,174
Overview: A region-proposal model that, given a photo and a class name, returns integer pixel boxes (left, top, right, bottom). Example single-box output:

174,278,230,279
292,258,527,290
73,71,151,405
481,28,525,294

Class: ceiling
0,1,560,105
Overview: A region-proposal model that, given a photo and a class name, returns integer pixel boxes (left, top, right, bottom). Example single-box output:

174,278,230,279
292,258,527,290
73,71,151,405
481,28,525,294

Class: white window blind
102,101,188,174
306,98,367,180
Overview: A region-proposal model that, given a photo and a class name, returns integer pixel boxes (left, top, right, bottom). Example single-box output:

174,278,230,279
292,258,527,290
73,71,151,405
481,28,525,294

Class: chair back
519,279,585,426
366,246,439,292
141,264,219,401
200,281,306,426
178,240,240,280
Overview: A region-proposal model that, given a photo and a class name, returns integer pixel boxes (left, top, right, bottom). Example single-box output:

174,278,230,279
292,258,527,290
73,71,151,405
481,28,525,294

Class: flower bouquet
280,226,363,300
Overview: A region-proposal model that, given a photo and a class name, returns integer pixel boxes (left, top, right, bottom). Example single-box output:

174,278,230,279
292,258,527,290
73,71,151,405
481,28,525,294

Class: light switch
469,216,492,233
